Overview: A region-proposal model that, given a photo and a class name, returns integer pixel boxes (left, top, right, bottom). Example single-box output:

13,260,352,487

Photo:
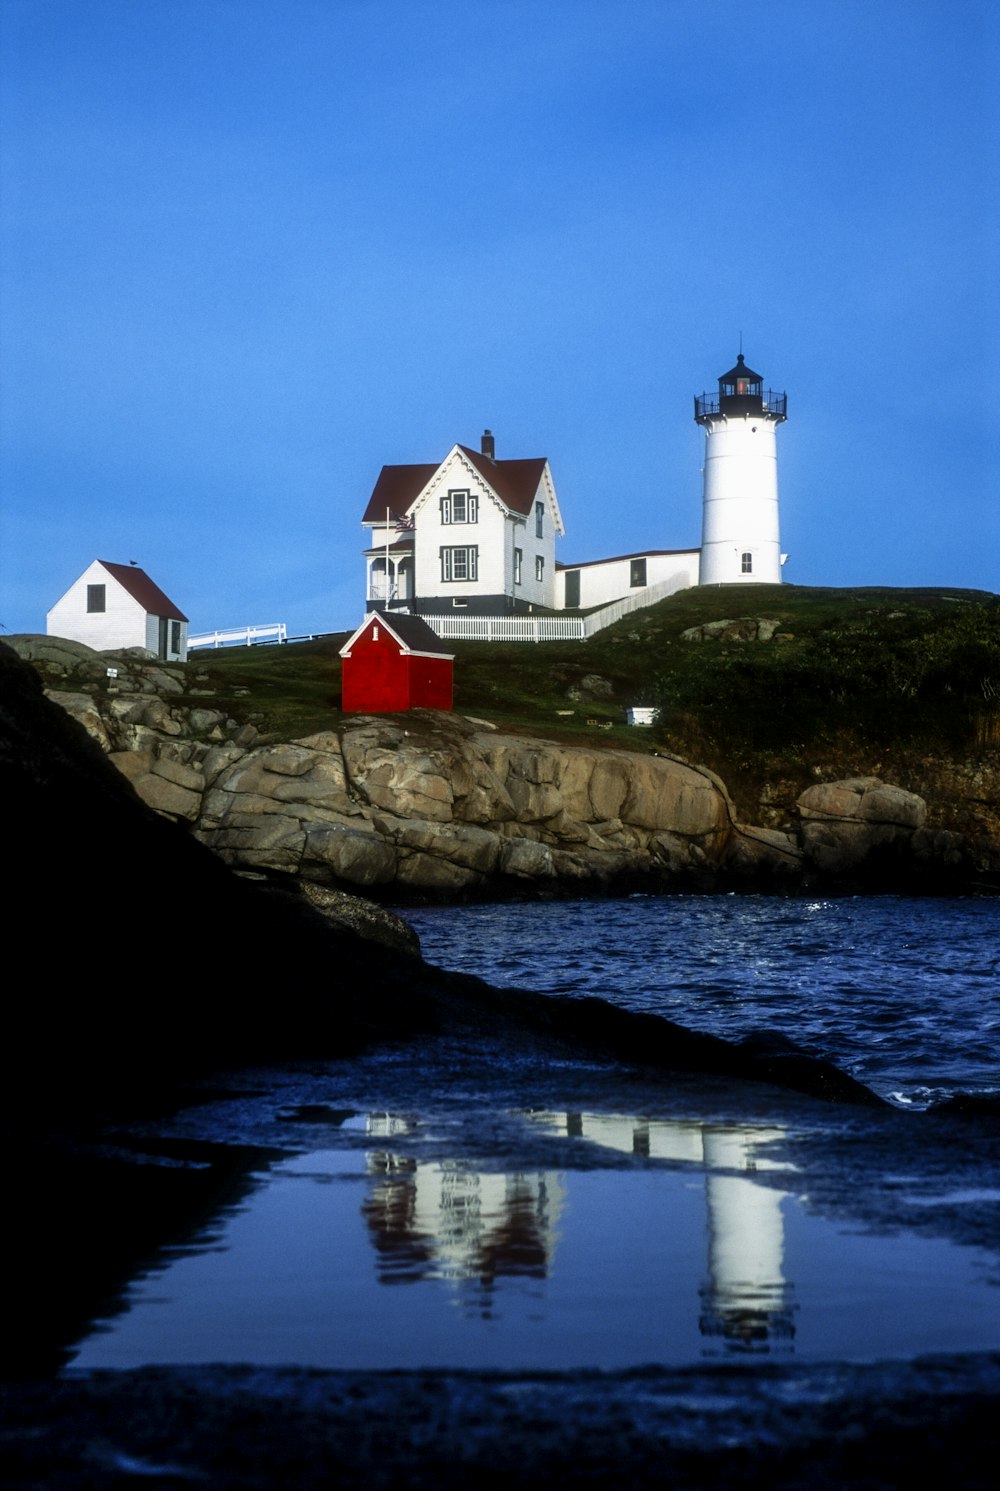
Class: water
67,895,1000,1374
71,1118,999,1372
406,895,1000,1107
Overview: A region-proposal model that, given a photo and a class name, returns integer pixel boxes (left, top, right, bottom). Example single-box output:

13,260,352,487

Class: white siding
47,561,188,659
409,450,557,608
47,561,148,651
556,551,700,609
699,416,782,585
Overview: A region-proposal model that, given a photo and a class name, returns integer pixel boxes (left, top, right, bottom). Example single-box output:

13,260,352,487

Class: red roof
340,611,454,658
100,562,188,621
455,446,547,517
362,537,415,556
362,446,547,523
362,463,440,524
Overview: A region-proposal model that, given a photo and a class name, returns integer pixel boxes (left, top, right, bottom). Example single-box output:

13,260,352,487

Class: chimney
481,428,495,461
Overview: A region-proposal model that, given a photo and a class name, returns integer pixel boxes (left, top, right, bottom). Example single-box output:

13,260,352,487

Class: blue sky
2,0,997,638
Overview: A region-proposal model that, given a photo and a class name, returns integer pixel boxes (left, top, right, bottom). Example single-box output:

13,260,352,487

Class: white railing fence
580,577,682,636
188,623,288,650
420,578,684,643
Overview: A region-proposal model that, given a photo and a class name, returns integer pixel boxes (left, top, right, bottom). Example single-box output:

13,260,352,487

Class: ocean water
403,895,1000,1108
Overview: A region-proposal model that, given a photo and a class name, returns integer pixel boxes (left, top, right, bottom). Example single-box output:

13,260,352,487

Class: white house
47,560,189,661
361,431,564,615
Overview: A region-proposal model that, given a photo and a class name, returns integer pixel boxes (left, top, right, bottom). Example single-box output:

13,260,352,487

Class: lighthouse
695,353,787,586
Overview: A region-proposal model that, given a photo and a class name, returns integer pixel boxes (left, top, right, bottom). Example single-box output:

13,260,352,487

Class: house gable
360,436,563,615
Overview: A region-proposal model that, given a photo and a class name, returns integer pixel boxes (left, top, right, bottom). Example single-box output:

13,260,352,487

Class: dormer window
440,490,477,524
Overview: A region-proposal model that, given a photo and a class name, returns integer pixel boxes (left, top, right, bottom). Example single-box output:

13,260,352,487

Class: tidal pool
70,1111,999,1372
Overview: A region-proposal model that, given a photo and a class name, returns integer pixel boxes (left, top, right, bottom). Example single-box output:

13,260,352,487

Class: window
513,547,522,585
741,552,753,574
535,555,544,582
441,545,478,582
87,584,106,613
535,501,544,539
170,621,181,653
440,490,477,524
630,558,647,588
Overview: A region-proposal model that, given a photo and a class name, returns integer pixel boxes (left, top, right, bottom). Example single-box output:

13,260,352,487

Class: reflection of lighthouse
695,352,788,585
699,1129,796,1353
525,1111,796,1355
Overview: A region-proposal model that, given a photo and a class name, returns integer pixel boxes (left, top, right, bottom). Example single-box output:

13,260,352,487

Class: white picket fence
426,614,585,642
422,578,681,643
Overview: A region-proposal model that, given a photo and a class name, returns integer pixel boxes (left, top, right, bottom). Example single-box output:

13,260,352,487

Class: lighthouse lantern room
695,353,787,586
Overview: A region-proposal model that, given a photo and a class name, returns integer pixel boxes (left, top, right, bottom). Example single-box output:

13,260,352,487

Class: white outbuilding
46,560,189,661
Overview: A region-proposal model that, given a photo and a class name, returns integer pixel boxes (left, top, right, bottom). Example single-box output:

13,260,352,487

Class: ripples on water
403,896,1000,1106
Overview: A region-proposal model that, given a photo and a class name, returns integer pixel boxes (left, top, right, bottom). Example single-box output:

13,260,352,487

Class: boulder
680,617,782,643
724,825,804,879
44,690,112,751
300,822,397,886
796,777,949,879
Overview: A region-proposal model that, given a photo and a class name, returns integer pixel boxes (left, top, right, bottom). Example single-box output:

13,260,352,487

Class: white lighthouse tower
695,353,787,586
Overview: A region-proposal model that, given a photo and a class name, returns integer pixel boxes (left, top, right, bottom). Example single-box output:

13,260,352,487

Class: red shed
340,612,455,713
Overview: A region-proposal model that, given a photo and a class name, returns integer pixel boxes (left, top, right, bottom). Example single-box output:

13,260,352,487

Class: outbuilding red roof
340,611,454,659
100,562,188,621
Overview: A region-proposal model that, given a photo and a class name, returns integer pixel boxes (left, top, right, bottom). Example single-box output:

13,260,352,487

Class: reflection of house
339,611,454,713
361,431,563,616
361,1154,563,1310
47,560,188,661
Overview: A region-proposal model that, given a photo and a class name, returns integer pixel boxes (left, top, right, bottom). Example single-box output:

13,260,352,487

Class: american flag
391,510,415,533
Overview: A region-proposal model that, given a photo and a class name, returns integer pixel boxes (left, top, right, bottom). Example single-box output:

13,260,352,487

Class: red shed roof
340,611,454,659
99,562,188,621
362,445,547,523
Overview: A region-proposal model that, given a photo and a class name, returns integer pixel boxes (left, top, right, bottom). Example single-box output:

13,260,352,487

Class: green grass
184,633,351,740
182,587,1000,796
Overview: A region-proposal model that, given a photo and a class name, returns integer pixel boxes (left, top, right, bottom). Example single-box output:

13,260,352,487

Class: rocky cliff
9,635,981,896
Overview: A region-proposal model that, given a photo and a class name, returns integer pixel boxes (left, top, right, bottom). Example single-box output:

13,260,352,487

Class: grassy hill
185,584,1000,836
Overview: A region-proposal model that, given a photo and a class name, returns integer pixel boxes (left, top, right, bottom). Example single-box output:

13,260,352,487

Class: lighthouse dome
718,353,763,404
